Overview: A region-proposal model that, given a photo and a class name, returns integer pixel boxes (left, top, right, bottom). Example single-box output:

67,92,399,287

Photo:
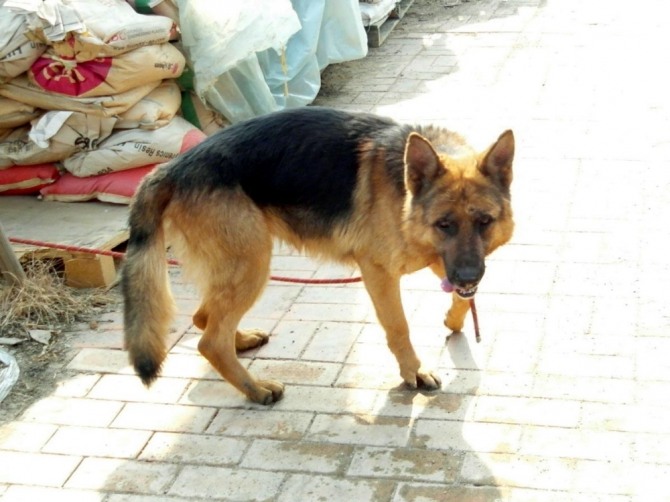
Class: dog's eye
477,214,494,229
435,218,458,236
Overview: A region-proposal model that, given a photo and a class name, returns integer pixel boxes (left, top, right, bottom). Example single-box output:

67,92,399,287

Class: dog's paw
235,329,270,351
248,379,284,405
403,368,442,391
444,311,464,333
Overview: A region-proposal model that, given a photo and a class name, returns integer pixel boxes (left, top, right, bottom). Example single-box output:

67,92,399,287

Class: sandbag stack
0,0,217,203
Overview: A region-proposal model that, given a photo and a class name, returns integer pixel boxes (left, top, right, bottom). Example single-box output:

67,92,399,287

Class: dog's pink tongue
440,277,454,293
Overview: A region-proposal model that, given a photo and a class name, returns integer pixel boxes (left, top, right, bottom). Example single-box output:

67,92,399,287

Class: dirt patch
0,268,121,422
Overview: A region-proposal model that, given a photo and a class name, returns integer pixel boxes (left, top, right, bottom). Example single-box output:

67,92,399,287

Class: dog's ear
405,133,443,196
480,130,514,189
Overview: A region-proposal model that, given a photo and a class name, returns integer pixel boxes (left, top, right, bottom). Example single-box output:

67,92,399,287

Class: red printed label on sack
30,56,113,97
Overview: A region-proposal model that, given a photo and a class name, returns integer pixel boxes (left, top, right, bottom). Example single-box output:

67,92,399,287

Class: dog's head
403,130,515,299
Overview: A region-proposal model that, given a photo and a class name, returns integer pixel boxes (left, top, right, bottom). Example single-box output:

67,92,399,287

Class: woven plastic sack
29,43,184,97
0,96,40,129
0,111,116,167
8,0,176,62
63,116,205,177
0,75,159,117
0,4,46,83
0,163,59,194
116,81,182,130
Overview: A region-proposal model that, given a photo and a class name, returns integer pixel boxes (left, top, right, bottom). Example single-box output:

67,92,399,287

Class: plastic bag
176,0,300,90
175,0,300,122
0,349,20,404
256,0,368,110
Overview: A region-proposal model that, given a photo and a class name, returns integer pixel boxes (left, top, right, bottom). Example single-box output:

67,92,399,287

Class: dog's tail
122,168,176,386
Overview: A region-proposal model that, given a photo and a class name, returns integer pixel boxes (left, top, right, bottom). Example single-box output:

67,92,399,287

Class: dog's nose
453,266,482,285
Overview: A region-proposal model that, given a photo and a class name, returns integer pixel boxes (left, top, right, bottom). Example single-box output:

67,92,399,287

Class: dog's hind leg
198,297,283,404
193,309,269,351
359,260,442,390
177,193,283,404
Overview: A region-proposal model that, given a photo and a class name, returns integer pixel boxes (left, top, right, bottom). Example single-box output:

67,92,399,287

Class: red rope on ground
10,236,482,340
8,237,361,284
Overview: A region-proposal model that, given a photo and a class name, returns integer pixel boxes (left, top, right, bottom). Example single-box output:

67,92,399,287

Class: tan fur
123,127,515,404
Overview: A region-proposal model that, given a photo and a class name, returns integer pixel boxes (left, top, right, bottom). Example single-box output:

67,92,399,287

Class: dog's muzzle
441,254,481,299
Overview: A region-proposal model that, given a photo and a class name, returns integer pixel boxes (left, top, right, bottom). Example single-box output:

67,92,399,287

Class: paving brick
580,402,670,434
241,439,353,473
477,371,534,397
474,395,581,427
66,457,178,493
536,352,635,380
247,358,341,386
635,380,670,408
1,486,105,502
349,446,462,483
301,321,365,362
112,402,216,433
248,319,320,359
335,363,407,390
0,451,81,487
412,419,522,454
180,379,256,408
373,390,475,420
394,483,504,502
21,397,122,427
140,432,248,465
438,334,491,371
571,459,635,496
105,495,181,502
635,337,670,381
150,352,219,380
273,386,379,414
519,426,633,462
87,374,189,404
52,374,101,398
283,301,370,323
42,426,150,458
67,348,131,374
500,488,632,502
307,413,412,447
0,421,57,452
207,408,313,440
460,452,577,491
633,433,670,464
531,374,635,404
169,465,284,500
277,473,396,502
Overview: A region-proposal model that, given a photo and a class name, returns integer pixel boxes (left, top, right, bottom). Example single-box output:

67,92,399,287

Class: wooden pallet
1,197,129,288
366,0,415,48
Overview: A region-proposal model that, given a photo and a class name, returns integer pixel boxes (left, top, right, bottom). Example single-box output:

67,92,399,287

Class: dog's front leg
444,294,471,333
428,262,471,333
359,261,441,390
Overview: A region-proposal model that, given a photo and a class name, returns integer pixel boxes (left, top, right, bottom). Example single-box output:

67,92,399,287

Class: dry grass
0,259,113,337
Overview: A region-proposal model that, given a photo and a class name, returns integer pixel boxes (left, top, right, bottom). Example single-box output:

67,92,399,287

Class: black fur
163,107,412,237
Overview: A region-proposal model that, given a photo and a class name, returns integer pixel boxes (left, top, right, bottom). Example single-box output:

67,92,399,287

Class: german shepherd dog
123,107,514,404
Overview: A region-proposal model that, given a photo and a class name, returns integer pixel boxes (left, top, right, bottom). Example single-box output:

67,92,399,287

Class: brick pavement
2,0,670,500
